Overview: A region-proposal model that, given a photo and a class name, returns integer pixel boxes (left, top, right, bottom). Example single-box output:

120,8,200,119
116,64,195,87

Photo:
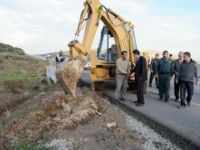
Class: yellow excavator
62,0,148,97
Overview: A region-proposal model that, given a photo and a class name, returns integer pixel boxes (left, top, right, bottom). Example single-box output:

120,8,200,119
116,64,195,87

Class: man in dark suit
132,49,148,106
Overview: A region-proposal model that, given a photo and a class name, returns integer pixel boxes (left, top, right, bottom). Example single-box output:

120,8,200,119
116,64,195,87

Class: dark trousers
174,77,180,100
136,78,145,104
180,81,194,105
159,74,171,100
149,72,158,88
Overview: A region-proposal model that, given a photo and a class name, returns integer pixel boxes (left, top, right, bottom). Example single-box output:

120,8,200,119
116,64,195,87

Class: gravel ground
125,115,181,150
44,113,182,150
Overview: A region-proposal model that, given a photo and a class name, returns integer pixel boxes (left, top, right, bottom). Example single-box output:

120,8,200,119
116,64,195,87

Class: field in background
0,53,45,87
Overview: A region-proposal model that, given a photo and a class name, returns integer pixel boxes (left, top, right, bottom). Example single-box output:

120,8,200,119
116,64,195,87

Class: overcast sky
0,0,200,60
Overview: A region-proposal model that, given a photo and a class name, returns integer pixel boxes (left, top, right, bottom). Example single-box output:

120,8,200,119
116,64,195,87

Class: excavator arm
63,0,137,97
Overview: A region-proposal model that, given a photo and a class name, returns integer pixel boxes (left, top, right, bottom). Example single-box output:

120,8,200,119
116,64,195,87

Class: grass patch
13,138,55,150
0,53,46,90
0,70,40,88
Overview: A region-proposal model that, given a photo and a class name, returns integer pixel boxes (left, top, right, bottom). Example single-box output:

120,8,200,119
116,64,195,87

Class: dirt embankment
0,51,46,117
0,85,31,116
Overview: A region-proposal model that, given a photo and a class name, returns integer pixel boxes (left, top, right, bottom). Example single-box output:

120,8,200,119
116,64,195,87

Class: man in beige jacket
115,51,130,101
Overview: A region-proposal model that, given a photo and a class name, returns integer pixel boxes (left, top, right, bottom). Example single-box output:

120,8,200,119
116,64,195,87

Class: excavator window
97,26,117,63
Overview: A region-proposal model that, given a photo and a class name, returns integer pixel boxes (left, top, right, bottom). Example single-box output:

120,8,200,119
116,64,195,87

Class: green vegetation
13,138,55,150
0,43,25,55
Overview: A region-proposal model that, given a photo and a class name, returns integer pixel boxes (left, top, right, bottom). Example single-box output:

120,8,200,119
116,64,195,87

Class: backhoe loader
62,0,148,97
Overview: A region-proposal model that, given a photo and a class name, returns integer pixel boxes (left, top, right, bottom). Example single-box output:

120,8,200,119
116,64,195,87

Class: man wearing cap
115,51,130,101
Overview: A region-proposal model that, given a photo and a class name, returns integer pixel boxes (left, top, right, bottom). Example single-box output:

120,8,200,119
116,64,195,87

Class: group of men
150,50,198,108
115,49,198,108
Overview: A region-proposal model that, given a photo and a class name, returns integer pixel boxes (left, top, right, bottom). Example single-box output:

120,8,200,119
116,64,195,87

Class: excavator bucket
61,59,85,98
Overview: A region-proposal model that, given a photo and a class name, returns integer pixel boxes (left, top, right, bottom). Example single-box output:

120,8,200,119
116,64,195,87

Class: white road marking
192,102,200,107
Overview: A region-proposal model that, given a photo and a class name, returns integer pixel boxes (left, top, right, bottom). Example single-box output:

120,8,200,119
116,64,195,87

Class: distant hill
0,42,25,55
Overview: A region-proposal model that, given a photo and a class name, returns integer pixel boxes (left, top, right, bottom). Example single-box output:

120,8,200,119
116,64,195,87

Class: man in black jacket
132,49,147,106
178,52,198,108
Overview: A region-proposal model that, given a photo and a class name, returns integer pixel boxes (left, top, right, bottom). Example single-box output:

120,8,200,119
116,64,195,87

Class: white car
46,54,52,59
84,61,91,70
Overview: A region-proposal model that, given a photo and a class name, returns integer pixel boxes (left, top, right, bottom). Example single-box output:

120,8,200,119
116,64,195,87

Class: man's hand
155,74,158,78
175,79,179,84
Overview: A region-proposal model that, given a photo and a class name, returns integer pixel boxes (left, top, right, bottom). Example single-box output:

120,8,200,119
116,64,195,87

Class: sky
0,0,200,60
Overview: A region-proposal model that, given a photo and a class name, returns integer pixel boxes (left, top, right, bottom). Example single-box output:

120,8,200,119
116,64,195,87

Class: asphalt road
80,70,200,148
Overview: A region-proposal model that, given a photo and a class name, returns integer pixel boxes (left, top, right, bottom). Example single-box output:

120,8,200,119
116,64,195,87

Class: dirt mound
0,86,145,150
1,89,100,142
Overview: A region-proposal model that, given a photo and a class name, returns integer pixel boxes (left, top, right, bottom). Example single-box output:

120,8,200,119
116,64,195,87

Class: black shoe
165,98,169,102
187,101,191,106
135,103,145,107
178,104,186,109
133,101,140,103
114,99,119,102
120,98,125,101
159,96,163,100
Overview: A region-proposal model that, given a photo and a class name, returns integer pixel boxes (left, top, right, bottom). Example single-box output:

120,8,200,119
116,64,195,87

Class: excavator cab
97,26,117,64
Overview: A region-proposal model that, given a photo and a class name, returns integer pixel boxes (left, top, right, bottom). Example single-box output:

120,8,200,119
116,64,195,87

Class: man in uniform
174,52,184,101
157,50,174,102
115,51,130,101
149,53,159,88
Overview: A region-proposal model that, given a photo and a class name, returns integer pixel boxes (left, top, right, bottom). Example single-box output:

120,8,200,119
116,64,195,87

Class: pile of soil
0,86,144,150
